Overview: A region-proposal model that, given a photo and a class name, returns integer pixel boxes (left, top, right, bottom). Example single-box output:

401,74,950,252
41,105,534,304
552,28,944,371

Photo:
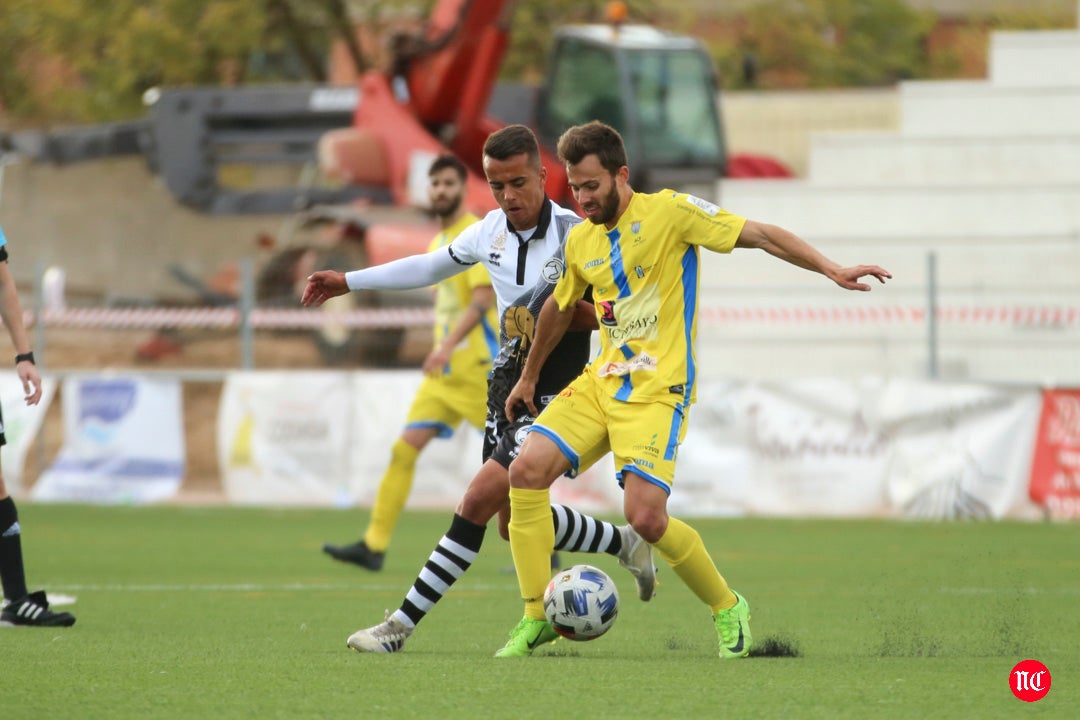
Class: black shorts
482,331,589,469
482,344,533,469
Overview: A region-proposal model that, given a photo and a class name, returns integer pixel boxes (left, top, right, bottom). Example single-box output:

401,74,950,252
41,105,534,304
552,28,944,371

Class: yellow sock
363,439,420,552
508,486,553,620
652,516,737,614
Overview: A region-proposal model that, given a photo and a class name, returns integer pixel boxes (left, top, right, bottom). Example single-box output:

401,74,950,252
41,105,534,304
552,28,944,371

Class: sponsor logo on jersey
606,314,659,342
597,352,658,377
686,195,720,216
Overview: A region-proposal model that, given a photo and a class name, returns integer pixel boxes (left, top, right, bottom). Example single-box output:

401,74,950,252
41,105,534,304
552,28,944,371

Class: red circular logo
1010,660,1051,702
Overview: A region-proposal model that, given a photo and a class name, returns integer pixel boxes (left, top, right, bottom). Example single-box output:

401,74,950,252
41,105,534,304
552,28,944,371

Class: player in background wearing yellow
500,121,891,658
323,154,498,571
0,225,75,627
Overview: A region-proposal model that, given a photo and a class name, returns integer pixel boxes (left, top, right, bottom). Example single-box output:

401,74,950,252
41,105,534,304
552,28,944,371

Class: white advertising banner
672,378,1042,519
0,375,57,494
345,370,482,509
219,370,487,507
218,371,353,506
879,380,1042,519
215,373,1044,519
32,375,184,504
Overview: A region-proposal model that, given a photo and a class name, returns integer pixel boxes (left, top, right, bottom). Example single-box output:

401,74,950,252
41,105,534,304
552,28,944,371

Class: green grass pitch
5,504,1077,719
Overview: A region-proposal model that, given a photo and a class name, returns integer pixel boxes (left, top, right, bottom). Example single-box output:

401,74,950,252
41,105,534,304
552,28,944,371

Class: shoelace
370,611,408,640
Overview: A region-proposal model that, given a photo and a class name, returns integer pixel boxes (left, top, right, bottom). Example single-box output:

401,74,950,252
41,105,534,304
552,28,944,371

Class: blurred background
1,0,1078,518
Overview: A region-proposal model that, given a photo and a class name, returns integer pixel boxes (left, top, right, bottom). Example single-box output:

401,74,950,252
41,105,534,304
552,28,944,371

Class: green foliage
736,0,937,88
2,0,1076,124
7,505,1080,718
0,0,268,123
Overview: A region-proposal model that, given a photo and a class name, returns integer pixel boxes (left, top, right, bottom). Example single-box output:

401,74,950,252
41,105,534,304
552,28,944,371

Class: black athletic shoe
1,590,76,627
322,540,385,571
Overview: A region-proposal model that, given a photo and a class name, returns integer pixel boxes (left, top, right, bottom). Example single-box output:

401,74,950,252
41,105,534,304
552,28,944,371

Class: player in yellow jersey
499,121,891,658
323,154,498,570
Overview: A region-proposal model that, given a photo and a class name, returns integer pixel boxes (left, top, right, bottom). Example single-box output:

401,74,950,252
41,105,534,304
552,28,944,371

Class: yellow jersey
553,191,746,405
429,213,500,371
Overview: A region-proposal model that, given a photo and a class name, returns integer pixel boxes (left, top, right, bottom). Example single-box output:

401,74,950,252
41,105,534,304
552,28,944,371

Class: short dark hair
556,121,628,174
482,124,541,168
428,153,467,181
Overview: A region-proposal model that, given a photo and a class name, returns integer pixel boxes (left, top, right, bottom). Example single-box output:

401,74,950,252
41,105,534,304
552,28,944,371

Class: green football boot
714,591,753,659
494,616,559,658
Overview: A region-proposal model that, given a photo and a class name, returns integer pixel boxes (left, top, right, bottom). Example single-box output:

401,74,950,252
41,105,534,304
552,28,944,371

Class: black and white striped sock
393,513,485,628
551,504,622,555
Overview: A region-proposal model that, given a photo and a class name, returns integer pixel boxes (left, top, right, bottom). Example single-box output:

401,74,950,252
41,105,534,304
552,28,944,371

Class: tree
1,0,277,123
730,0,935,88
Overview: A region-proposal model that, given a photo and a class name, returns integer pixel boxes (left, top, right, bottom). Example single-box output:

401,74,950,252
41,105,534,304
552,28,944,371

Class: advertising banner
215,372,1047,519
346,370,482,509
1028,388,1080,519
0,375,57,494
32,375,184,503
673,378,1041,519
218,371,353,506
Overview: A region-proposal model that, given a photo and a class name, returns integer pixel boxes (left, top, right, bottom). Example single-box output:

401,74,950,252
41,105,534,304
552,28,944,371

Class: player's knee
507,454,545,489
625,507,667,544
456,469,509,524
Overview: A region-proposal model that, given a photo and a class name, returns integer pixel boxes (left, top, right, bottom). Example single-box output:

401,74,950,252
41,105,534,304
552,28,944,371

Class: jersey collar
505,196,553,245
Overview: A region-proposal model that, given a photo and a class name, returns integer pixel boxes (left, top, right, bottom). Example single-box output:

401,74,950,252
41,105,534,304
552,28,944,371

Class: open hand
831,265,892,291
302,270,349,307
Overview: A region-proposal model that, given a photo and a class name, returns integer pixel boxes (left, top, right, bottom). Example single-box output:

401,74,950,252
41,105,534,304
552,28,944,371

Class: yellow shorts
530,372,688,494
405,364,489,437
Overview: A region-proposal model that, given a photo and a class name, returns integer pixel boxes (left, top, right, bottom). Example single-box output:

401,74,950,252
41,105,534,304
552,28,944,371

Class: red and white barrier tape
19,304,1080,329
701,305,1080,326
26,307,434,330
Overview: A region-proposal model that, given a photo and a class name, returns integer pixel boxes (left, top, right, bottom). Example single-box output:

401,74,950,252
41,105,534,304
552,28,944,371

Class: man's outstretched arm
302,248,465,307
735,220,892,291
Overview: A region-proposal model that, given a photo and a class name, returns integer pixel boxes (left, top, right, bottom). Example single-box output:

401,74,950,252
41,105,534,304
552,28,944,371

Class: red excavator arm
320,0,569,216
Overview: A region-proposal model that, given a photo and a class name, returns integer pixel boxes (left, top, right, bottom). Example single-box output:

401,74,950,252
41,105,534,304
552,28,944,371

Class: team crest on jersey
597,300,618,326
513,423,533,449
631,221,641,234
541,257,564,284
686,195,720,216
492,232,507,251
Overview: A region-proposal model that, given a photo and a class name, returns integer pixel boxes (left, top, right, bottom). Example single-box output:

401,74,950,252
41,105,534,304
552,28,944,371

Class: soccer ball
543,564,619,641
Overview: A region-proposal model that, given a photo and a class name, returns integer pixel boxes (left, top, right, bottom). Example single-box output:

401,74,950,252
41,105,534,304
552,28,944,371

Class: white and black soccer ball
543,564,619,641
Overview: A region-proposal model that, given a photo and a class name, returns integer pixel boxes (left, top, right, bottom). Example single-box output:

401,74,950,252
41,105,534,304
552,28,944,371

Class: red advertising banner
1029,389,1080,519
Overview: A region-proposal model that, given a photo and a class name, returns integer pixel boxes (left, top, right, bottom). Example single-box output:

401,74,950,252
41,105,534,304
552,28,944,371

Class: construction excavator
13,0,789,364
242,0,788,364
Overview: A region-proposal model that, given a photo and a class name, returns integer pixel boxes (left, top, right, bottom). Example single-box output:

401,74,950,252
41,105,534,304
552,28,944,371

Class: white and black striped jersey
446,199,582,319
